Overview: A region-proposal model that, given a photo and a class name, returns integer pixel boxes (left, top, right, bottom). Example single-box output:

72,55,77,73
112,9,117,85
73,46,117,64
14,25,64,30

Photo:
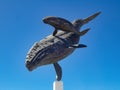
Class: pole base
53,81,63,90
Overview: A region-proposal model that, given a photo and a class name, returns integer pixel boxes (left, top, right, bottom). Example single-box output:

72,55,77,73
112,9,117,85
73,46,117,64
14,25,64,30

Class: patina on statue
25,12,101,81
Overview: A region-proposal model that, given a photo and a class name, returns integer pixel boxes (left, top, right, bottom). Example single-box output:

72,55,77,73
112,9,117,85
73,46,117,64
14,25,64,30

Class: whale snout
43,16,59,25
25,61,34,71
43,18,48,23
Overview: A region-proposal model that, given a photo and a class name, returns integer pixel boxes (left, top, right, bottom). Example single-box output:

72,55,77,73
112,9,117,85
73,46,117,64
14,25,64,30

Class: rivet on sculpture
25,12,101,81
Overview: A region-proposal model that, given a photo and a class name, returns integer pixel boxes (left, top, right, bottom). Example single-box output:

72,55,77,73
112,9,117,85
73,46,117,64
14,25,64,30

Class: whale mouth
26,66,33,71
25,61,34,71
25,44,49,71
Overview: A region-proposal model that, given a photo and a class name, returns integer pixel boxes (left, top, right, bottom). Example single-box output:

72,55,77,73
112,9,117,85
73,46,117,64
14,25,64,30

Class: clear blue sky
0,0,120,90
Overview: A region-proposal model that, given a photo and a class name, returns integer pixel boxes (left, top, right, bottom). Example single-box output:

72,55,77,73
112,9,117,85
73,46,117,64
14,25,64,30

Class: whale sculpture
25,12,101,81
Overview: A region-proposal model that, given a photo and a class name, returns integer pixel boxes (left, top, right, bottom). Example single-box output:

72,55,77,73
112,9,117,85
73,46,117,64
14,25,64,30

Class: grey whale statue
25,12,101,81
43,16,89,36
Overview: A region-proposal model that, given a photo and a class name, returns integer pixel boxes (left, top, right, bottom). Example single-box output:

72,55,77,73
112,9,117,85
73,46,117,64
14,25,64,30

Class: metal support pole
53,81,63,90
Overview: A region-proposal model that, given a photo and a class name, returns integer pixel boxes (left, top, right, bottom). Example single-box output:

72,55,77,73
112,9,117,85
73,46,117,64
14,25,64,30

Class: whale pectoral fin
53,62,62,81
53,28,58,36
69,44,87,48
77,44,87,48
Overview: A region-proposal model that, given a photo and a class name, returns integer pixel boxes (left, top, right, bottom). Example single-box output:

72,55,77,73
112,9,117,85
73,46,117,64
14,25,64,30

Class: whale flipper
53,28,58,36
53,62,62,81
69,44,87,48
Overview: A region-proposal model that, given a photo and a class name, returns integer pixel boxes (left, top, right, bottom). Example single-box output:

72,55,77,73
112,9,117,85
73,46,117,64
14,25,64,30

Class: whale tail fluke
78,28,90,36
82,12,101,24
72,12,101,31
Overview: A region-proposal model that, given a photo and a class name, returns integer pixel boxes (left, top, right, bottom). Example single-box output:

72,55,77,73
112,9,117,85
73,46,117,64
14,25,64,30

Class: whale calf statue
43,16,89,36
25,12,101,81
43,12,100,36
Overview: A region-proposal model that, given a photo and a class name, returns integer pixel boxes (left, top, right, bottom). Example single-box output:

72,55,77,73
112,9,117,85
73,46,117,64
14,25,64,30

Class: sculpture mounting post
53,81,63,90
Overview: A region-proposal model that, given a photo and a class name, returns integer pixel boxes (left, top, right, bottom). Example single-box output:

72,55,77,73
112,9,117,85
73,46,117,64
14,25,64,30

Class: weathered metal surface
26,30,79,71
